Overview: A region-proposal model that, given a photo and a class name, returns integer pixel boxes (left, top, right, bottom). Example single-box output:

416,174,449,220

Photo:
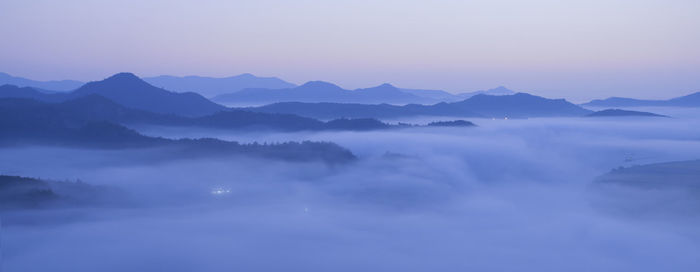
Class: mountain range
1,73,227,116
213,82,517,106
212,81,432,105
0,94,394,132
245,92,592,119
0,72,298,96
582,91,700,108
2,72,524,106
4,72,667,122
457,86,516,98
142,73,297,98
0,72,84,92
0,97,357,163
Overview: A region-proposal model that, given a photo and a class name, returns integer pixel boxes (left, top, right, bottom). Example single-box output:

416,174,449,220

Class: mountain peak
72,72,226,116
487,86,515,94
236,73,255,78
300,81,342,89
104,72,142,82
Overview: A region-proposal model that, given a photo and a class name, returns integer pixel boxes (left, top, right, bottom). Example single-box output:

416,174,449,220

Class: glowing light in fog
211,187,231,195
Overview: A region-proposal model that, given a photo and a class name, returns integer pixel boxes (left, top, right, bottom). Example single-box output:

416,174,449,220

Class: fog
2,112,700,271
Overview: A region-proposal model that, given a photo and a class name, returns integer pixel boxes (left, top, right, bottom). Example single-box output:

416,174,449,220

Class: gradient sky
1,0,699,101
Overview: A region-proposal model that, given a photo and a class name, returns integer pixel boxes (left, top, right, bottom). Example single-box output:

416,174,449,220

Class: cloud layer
2,113,700,271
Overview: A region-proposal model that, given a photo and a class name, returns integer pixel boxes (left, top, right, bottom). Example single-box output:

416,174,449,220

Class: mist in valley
2,113,700,272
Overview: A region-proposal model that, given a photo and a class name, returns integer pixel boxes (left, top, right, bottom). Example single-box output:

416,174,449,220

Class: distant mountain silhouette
245,102,447,119
213,81,437,105
353,83,428,103
583,91,700,108
0,72,83,91
457,86,516,98
72,73,228,116
247,92,590,119
1,73,228,117
667,92,700,107
449,93,591,117
392,86,517,103
399,88,460,102
143,73,297,98
1,72,528,105
586,109,668,118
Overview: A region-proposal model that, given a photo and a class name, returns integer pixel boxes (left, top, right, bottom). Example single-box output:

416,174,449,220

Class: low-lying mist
2,113,700,271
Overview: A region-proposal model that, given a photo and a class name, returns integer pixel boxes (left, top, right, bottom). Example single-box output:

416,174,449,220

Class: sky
1,0,699,101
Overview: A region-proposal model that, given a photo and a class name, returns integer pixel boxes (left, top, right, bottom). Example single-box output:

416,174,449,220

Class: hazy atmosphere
1,0,699,101
1,1,700,271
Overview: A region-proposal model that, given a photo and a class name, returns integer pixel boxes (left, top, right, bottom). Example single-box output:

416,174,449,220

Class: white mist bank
2,115,700,271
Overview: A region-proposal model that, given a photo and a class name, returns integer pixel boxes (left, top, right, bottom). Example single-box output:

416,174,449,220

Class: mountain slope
0,84,66,102
0,118,356,163
247,92,590,119
667,92,700,107
0,98,357,163
352,83,428,104
586,109,667,118
583,91,700,108
213,81,435,105
400,88,460,102
457,86,516,98
1,73,229,117
448,93,591,117
0,96,393,132
143,73,297,98
72,73,227,116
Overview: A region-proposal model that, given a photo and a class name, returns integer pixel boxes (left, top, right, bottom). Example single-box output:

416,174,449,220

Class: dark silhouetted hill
324,118,390,130
595,160,700,189
0,175,57,210
0,96,394,133
1,73,229,117
0,175,126,210
72,73,227,116
0,112,356,163
0,84,66,102
143,73,297,98
427,120,476,127
448,93,591,117
586,109,668,118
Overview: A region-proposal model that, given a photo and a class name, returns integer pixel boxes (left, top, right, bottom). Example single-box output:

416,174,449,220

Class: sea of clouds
1,109,700,271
